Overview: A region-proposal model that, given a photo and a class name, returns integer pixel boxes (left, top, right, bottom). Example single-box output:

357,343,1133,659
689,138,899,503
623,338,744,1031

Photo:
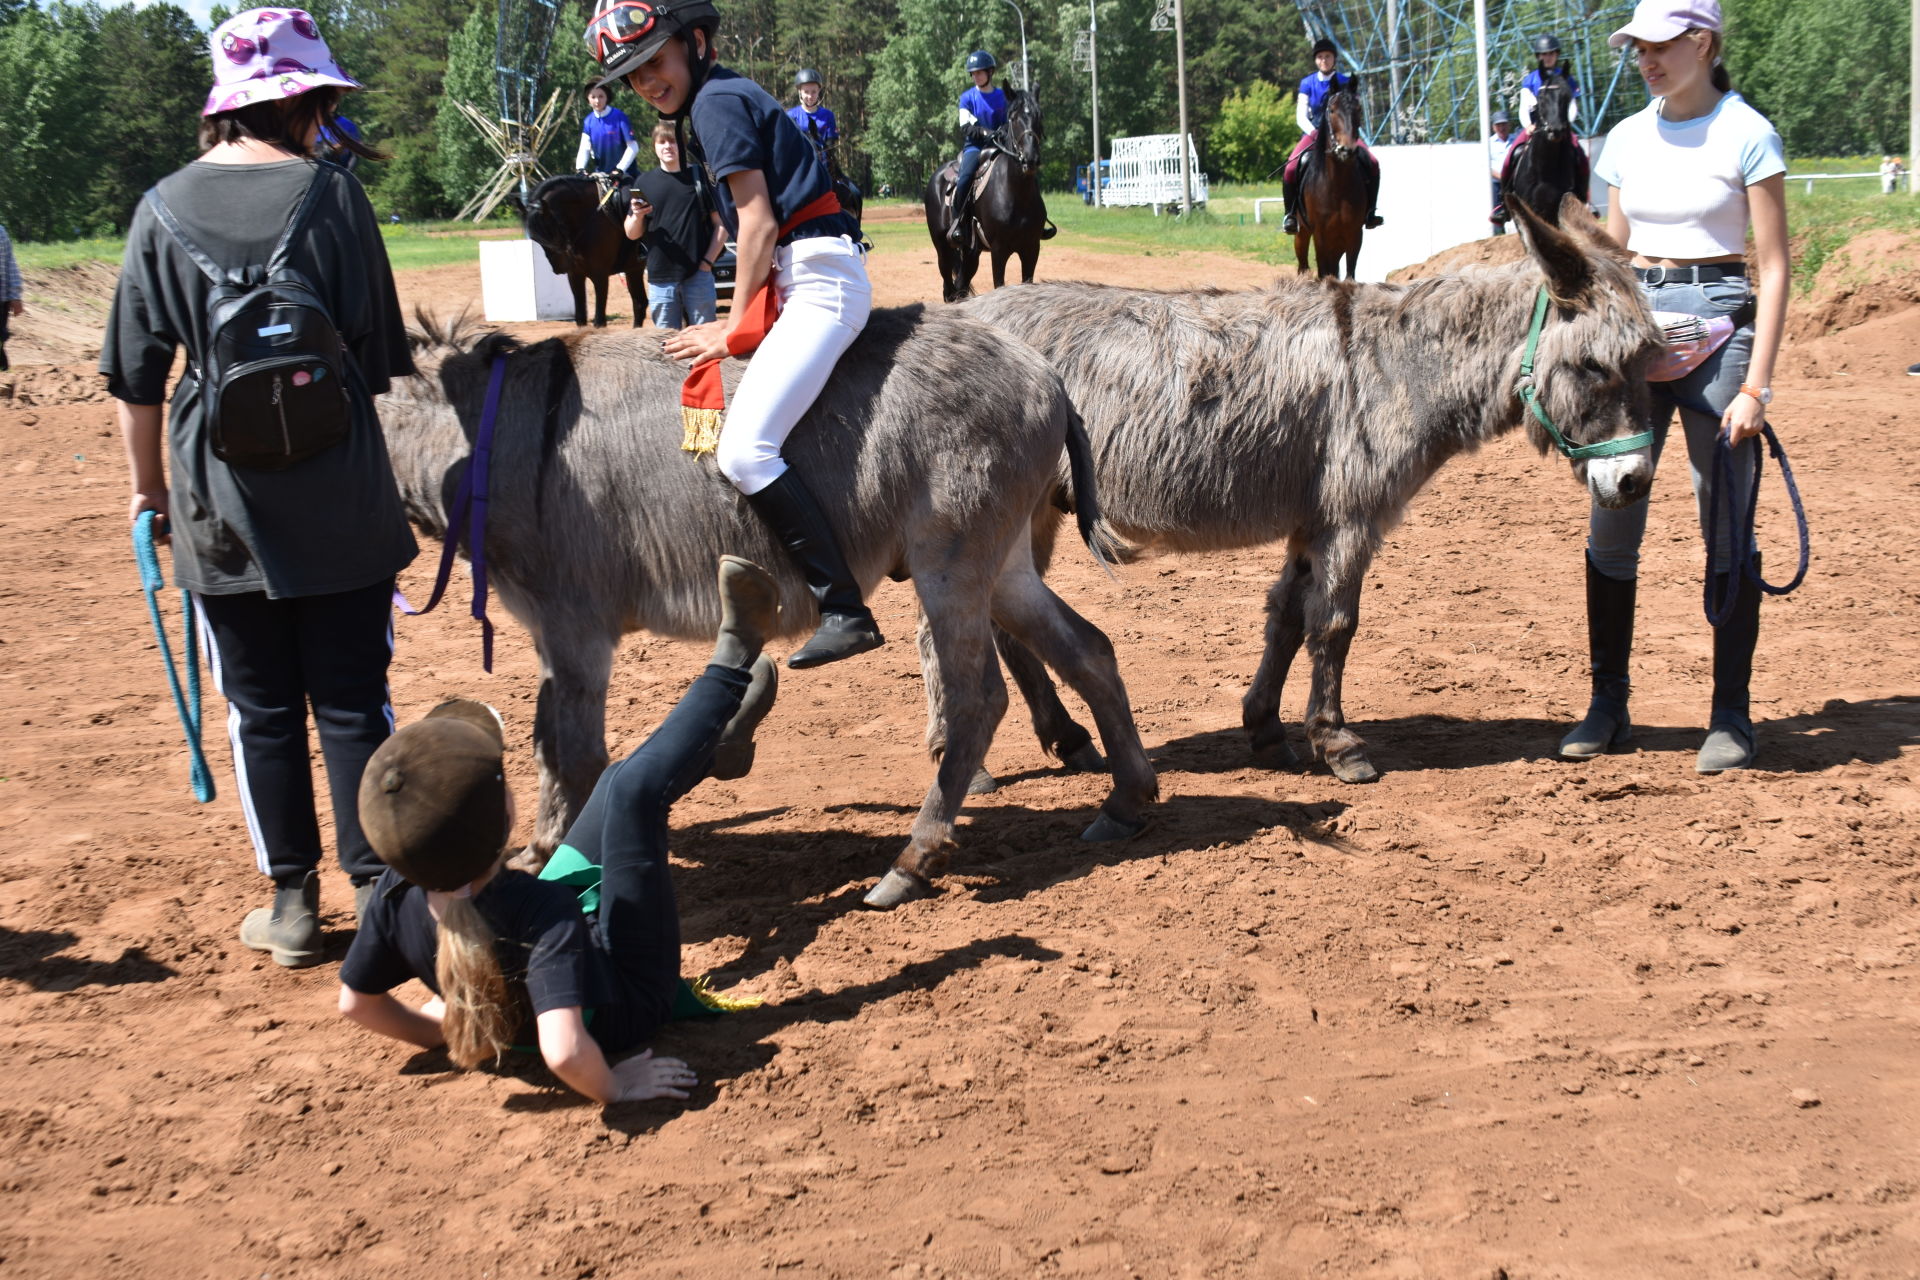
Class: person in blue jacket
575,81,639,176
1519,34,1581,132
787,68,836,169
1280,38,1382,235
947,49,1006,248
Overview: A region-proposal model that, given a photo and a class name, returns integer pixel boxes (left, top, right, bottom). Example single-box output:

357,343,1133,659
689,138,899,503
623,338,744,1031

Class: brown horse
1294,78,1371,279
522,174,644,328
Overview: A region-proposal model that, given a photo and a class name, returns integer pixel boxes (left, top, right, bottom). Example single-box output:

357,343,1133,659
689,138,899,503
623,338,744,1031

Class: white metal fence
1102,134,1209,209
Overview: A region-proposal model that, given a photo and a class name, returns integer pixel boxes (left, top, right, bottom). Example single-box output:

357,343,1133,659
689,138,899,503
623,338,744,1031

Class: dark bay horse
1503,73,1590,224
1295,78,1370,279
961,195,1662,788
925,90,1052,303
522,174,643,327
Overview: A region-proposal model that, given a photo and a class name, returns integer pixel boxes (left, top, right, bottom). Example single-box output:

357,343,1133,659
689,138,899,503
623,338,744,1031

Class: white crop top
1593,91,1786,259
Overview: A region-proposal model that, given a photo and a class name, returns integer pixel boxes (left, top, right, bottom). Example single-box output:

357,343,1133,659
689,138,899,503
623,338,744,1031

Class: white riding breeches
715,236,872,495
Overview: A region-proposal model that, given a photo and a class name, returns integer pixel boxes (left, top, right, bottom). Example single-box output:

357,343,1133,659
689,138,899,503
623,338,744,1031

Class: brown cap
358,701,510,892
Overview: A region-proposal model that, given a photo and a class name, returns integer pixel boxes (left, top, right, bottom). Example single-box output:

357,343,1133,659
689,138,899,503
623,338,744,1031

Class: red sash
680,189,844,454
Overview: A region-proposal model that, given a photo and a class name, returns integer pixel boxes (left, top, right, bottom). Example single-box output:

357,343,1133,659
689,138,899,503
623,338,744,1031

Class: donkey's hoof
1060,742,1106,773
966,767,999,796
1081,812,1147,843
863,868,934,909
1248,722,1300,766
1326,752,1380,784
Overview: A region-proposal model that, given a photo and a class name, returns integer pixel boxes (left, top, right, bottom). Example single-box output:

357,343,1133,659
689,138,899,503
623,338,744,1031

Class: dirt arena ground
1,222,1916,1279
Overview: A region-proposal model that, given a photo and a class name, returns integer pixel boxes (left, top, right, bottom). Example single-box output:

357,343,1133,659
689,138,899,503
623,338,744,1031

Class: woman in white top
1561,0,1787,774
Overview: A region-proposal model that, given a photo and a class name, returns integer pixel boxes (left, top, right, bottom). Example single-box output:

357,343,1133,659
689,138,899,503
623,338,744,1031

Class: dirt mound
9,261,119,366
1387,233,1528,282
1786,229,1920,344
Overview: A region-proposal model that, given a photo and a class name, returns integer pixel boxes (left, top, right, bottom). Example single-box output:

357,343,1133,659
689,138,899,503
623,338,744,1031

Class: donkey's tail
1061,401,1125,575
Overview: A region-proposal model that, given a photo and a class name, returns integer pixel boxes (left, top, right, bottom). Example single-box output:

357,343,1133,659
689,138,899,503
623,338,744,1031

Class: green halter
1517,287,1655,461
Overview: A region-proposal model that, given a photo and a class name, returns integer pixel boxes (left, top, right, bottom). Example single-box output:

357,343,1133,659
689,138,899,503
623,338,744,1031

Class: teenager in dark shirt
586,0,882,670
622,120,727,328
102,7,411,969
338,558,779,1102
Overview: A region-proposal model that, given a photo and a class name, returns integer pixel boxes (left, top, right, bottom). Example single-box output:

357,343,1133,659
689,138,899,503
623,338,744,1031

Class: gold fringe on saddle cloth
677,188,845,455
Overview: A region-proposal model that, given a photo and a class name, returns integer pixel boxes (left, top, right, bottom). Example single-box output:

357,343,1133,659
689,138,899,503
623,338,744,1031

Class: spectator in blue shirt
0,222,20,373
318,113,363,170
575,82,639,176
948,49,1007,248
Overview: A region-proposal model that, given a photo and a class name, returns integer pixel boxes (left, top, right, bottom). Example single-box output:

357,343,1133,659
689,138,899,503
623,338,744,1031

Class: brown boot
239,870,323,968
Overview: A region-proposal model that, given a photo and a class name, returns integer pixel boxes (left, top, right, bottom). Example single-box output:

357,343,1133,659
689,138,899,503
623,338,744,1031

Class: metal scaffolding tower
457,0,568,221
1292,0,1642,145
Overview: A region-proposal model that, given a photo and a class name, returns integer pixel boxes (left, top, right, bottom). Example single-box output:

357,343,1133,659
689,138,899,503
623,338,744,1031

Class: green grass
14,236,127,271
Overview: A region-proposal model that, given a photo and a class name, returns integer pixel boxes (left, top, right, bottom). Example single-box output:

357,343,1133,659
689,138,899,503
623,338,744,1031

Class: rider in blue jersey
1519,34,1581,133
1280,38,1382,235
576,82,639,176
787,68,838,169
947,49,1006,248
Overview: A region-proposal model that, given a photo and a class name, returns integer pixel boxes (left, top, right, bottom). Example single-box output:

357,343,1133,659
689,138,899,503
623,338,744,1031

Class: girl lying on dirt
337,557,778,1104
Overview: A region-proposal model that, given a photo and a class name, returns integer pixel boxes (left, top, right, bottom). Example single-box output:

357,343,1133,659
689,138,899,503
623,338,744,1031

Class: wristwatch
1738,383,1772,405
699,257,714,270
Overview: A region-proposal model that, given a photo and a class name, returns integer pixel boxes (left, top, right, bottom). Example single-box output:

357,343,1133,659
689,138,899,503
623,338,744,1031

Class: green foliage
0,5,94,240
88,3,205,234
433,2,497,209
1726,0,1911,157
1207,79,1290,183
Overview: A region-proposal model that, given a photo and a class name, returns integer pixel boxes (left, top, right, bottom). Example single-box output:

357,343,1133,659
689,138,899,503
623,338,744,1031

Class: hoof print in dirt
1081,812,1147,843
863,868,935,910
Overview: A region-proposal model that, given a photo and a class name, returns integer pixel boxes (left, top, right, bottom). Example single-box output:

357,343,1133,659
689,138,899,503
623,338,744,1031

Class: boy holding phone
623,121,727,328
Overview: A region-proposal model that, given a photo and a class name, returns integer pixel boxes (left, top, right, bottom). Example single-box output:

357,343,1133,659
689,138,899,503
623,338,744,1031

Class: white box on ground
479,238,576,322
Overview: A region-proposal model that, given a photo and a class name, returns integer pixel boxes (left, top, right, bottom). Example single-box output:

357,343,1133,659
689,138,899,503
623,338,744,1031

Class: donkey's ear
1510,192,1591,301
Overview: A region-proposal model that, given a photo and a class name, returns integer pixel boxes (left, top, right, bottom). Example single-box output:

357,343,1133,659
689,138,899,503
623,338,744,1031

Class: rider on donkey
947,49,1006,248
1281,37,1383,236
587,0,883,668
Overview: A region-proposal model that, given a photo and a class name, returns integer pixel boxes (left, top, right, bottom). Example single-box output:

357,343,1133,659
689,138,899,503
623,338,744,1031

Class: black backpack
145,164,352,471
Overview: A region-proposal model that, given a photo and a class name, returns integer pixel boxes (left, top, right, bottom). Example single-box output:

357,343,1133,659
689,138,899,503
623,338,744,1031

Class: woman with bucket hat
101,7,415,967
585,0,882,671
1560,0,1788,774
338,558,779,1102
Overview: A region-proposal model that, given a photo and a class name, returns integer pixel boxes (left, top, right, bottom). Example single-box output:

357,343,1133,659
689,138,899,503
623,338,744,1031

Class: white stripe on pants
715,235,872,495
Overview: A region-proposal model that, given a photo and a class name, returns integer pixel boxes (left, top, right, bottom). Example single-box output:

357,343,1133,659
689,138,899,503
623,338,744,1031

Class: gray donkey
959,195,1663,786
379,306,1156,909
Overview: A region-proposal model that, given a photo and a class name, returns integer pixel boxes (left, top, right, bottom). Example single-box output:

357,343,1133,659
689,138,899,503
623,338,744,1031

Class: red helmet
584,0,717,89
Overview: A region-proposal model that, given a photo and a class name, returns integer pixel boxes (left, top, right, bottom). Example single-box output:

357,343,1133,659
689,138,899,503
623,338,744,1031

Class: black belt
1634,263,1746,285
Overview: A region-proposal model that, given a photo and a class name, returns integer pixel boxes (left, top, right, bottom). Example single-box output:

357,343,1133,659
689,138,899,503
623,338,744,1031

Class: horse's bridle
1517,287,1655,460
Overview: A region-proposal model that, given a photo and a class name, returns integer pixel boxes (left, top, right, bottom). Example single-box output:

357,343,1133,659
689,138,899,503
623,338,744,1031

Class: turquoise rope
133,511,214,803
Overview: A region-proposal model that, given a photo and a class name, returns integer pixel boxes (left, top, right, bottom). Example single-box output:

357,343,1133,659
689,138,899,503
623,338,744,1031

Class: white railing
1103,133,1208,209
1795,170,1910,194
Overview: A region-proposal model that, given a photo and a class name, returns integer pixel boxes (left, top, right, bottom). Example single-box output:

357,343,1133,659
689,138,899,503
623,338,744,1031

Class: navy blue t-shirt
688,66,856,241
341,866,617,1046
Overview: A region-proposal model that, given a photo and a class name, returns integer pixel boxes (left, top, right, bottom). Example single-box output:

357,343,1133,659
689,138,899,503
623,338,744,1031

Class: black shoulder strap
143,161,336,284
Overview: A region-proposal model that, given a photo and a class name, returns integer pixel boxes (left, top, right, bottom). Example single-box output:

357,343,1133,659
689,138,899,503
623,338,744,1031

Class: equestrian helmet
1311,36,1337,57
1531,33,1561,54
585,0,719,89
965,49,997,73
795,67,822,87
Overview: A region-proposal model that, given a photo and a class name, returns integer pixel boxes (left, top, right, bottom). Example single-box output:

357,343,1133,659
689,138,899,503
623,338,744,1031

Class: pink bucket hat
203,8,361,116
1608,0,1722,47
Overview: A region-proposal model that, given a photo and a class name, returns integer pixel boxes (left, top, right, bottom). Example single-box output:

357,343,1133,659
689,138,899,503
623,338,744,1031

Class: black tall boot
743,471,884,669
1698,555,1761,774
1363,158,1384,229
1281,171,1302,235
1559,552,1636,759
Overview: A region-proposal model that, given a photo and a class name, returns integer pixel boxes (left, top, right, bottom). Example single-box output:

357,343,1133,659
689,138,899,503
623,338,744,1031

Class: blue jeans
1588,273,1758,581
647,270,717,329
559,663,749,1052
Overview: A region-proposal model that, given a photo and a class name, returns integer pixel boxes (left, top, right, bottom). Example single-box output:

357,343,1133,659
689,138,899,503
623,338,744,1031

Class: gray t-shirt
101,157,417,598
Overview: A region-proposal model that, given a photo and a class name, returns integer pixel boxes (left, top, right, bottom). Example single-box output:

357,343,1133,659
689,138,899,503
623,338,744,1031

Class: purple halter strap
396,353,507,671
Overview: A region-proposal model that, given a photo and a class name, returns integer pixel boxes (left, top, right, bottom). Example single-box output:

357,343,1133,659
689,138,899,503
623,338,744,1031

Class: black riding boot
1559,552,1636,759
1698,555,1762,774
947,186,975,248
1281,172,1302,235
743,471,885,669
1363,158,1384,229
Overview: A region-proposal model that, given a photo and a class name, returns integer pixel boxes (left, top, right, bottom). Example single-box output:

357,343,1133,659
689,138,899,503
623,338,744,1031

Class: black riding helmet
965,49,997,73
585,0,718,94
1311,36,1337,57
1531,33,1561,54
795,67,822,87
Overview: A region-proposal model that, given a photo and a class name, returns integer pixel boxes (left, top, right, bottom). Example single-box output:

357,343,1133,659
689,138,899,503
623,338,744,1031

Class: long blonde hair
435,893,514,1068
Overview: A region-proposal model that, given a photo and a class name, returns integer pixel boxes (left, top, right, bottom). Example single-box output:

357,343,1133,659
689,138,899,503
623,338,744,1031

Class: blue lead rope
1704,424,1811,627
133,511,215,802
